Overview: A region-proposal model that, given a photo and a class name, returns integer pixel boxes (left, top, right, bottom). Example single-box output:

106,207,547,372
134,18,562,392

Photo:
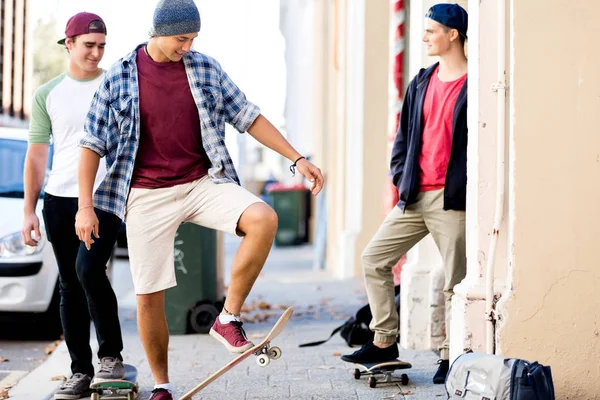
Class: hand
22,213,41,246
75,207,99,250
295,158,325,196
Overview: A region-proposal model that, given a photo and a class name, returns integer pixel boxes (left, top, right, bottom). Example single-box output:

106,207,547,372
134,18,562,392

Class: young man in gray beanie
75,0,324,398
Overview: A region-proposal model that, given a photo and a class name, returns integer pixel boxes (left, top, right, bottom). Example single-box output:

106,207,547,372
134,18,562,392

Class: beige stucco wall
352,0,391,277
322,0,390,278
496,0,600,397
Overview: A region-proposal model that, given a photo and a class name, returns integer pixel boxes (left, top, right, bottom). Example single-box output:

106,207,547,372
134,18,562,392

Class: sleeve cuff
79,135,106,157
231,101,261,133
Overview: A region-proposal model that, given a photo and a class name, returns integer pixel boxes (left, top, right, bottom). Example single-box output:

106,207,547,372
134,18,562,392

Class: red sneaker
209,318,254,353
148,388,172,400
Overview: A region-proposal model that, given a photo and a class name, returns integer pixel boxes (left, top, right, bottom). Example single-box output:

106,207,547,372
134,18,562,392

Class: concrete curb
9,339,99,400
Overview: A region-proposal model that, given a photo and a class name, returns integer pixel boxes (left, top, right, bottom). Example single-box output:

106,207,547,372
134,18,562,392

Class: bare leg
223,202,278,315
137,291,169,384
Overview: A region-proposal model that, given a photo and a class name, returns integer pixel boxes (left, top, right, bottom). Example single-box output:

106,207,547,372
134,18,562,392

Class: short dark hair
442,26,466,47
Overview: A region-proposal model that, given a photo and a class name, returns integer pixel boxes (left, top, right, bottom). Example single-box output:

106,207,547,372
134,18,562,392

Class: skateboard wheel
368,376,377,388
91,393,100,400
257,354,270,367
401,373,409,385
268,346,282,360
353,369,361,380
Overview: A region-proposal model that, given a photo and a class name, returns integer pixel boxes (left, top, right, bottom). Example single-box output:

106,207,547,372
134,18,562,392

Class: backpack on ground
299,285,400,348
445,352,555,400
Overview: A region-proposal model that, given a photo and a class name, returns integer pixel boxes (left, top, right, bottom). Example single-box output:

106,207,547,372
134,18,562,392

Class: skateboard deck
179,307,294,400
90,364,138,400
352,359,412,388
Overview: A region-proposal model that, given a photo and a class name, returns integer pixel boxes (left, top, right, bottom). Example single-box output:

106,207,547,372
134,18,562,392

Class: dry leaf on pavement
45,340,61,355
51,375,67,381
249,333,265,339
383,390,413,398
332,352,342,357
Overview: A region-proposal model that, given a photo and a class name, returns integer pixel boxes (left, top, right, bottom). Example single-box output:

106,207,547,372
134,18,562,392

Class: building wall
322,0,390,278
1,0,30,126
494,0,600,397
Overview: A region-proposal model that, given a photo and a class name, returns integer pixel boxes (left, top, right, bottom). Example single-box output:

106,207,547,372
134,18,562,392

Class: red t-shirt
418,66,467,192
131,47,210,189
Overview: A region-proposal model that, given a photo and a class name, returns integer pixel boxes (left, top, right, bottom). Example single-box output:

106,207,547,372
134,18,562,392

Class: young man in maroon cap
22,12,127,399
341,3,468,384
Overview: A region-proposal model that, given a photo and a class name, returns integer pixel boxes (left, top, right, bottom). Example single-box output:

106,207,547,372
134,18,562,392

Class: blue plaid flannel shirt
80,44,261,220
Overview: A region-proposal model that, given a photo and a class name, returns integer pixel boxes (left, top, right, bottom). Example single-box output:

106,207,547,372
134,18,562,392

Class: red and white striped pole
387,0,405,285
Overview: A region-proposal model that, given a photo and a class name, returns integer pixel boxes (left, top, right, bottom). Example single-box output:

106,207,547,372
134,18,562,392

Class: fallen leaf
257,302,271,310
249,333,265,339
51,376,67,381
383,391,413,399
332,352,342,357
45,340,61,355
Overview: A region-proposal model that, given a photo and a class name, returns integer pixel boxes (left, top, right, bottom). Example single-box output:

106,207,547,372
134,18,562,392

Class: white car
0,127,62,337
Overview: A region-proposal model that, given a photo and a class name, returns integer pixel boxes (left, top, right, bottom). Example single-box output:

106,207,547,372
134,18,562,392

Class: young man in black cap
22,12,126,399
75,0,324,398
341,3,468,384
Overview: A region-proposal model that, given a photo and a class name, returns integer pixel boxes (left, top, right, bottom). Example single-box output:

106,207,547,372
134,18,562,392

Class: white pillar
450,0,508,361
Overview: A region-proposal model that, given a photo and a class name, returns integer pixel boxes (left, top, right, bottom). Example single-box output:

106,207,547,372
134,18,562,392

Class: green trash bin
165,223,223,334
266,183,310,247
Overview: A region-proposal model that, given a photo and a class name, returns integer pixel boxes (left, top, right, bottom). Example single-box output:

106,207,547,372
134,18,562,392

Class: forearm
23,145,48,214
247,114,302,162
79,148,101,208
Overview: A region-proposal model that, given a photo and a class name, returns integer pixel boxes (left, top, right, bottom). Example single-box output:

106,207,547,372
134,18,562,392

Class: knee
361,245,378,270
75,257,103,287
238,203,278,237
137,292,164,313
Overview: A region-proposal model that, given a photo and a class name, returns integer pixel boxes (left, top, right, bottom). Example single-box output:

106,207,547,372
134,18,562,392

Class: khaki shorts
125,176,264,294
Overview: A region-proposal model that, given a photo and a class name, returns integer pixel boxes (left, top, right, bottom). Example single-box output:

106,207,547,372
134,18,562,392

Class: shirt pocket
201,86,224,130
110,96,134,135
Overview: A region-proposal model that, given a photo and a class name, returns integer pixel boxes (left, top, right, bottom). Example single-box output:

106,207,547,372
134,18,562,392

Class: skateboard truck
253,343,283,367
354,368,409,388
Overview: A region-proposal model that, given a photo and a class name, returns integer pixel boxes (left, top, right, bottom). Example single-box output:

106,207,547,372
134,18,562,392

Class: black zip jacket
390,62,468,211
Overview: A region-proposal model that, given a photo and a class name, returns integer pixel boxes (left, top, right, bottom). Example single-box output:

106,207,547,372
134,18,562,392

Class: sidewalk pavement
11,235,447,400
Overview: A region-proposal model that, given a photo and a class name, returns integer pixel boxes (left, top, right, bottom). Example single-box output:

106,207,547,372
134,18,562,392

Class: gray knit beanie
150,0,201,37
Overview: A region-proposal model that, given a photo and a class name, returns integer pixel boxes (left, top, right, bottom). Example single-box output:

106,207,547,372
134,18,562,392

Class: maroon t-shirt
131,47,210,189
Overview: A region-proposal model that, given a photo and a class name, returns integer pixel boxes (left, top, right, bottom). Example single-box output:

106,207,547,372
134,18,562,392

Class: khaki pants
362,189,466,360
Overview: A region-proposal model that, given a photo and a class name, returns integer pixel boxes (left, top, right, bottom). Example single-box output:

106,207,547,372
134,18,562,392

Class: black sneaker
340,341,399,364
54,373,91,399
433,359,449,384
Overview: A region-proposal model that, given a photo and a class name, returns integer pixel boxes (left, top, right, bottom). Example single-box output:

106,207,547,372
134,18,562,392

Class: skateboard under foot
179,306,294,400
352,359,412,388
89,364,138,400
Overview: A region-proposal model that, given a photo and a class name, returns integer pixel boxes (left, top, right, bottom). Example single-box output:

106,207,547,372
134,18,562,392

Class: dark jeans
42,193,124,377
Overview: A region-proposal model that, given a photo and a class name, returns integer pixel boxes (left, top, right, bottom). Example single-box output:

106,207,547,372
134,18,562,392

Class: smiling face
153,32,199,62
422,18,459,57
65,33,106,76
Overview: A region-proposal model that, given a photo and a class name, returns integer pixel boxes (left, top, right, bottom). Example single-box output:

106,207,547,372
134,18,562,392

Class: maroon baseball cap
57,12,107,45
